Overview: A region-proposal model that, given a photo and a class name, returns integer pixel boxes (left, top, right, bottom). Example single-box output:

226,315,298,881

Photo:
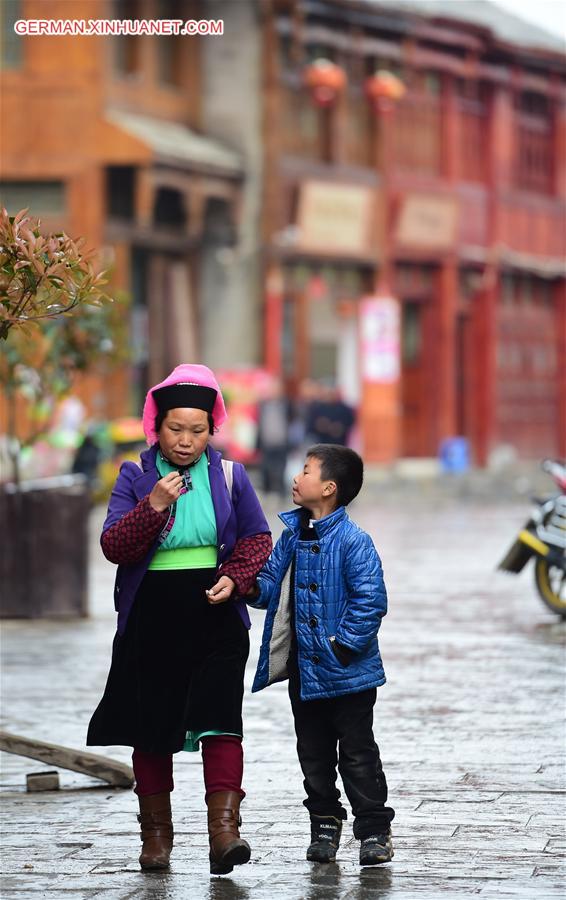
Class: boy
247,444,394,865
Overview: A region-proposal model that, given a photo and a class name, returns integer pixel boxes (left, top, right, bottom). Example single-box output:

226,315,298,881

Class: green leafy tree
0,208,126,485
0,207,109,340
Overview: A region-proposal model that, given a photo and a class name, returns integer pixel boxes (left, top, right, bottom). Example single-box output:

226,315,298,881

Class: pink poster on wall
359,297,401,383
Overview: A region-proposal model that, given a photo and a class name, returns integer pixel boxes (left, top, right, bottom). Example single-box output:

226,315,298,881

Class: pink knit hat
142,364,228,445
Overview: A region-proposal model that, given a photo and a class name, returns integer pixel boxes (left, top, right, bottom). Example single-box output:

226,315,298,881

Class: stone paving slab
1,497,565,899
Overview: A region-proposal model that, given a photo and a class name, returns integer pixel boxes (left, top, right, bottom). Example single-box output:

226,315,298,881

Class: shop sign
296,181,374,257
395,193,459,249
359,297,400,383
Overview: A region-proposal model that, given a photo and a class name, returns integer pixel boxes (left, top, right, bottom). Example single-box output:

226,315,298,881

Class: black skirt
87,568,250,754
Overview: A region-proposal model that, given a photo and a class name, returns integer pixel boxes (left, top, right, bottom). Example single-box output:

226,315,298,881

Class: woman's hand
206,575,236,605
148,472,184,512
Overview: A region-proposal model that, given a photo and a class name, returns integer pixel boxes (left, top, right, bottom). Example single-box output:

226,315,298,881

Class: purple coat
103,444,270,635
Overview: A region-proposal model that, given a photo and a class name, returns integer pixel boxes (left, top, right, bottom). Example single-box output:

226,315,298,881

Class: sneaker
306,815,342,863
359,831,394,865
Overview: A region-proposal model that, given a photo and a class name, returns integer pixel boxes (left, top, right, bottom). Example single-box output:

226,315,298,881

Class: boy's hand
330,638,355,667
206,576,235,605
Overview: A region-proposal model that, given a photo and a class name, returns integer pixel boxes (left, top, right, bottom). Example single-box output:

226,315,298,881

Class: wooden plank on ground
0,731,133,788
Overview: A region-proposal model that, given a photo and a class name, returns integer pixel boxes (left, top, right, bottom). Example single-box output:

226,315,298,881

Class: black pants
288,653,395,840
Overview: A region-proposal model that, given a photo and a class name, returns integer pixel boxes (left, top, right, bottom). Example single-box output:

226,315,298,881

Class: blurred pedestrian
289,378,319,449
306,384,356,446
256,377,291,496
246,444,395,866
71,433,101,490
87,364,272,875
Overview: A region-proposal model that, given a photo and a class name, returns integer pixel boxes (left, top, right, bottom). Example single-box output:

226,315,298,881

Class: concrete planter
0,476,89,619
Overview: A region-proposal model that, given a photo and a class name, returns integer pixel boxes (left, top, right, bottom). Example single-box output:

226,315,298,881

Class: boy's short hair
306,444,364,507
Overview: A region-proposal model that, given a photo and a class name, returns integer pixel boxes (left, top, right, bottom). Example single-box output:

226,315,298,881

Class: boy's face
292,455,335,509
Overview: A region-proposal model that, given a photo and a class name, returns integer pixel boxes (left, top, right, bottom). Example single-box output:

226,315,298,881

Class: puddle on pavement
208,878,251,900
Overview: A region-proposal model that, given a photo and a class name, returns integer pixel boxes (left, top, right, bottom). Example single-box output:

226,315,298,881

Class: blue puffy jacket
249,506,387,701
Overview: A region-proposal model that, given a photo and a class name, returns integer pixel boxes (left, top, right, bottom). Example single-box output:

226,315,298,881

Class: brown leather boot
137,792,173,870
207,791,251,875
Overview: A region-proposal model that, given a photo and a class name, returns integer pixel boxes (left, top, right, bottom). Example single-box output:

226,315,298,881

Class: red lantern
365,70,405,114
303,58,347,107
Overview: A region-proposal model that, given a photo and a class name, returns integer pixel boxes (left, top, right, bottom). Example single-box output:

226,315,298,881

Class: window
305,43,337,64
393,71,441,175
0,181,65,215
114,0,142,76
514,91,553,194
277,30,299,74
423,71,441,96
0,0,21,69
537,279,553,308
456,80,489,183
156,0,185,88
402,302,421,365
344,58,373,168
518,275,535,309
107,167,135,221
153,188,187,229
501,273,515,307
280,85,322,160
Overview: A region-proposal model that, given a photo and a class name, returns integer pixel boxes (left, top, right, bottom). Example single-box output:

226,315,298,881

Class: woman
87,364,272,875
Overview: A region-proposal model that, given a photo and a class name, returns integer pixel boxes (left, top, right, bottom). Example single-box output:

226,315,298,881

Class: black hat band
152,382,217,414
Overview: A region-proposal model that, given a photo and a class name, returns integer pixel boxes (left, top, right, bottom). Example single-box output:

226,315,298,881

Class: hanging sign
395,193,459,249
296,181,375,257
359,297,400,383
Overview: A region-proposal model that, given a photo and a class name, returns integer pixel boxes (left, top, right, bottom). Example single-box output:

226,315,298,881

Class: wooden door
456,311,474,440
401,299,435,456
495,277,559,457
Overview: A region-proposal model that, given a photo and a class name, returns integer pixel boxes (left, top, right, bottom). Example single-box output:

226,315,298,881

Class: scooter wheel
534,558,566,618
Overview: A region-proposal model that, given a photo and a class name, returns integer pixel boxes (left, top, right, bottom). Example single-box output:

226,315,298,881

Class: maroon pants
132,735,244,800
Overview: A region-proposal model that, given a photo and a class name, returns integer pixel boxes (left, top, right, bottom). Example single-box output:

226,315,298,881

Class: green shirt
151,452,217,550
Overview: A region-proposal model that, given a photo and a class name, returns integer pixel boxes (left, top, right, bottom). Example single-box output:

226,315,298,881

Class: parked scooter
498,459,566,618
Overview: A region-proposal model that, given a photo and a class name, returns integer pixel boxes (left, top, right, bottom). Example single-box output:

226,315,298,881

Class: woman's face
158,407,210,466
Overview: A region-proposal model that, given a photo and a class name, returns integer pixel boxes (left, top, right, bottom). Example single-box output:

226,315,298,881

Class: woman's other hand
148,472,184,512
206,576,235,605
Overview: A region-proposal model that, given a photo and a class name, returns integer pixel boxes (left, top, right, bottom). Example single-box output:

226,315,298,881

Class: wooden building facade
259,0,566,464
0,0,246,433
1,0,565,466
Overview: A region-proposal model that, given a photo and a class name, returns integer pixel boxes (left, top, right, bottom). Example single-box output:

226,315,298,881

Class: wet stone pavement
1,491,565,899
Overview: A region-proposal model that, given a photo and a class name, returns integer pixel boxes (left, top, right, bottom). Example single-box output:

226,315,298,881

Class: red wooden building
1,0,564,466
260,0,566,464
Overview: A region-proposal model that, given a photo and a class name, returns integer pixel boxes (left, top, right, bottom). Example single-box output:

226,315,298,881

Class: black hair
306,444,364,507
155,410,215,435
